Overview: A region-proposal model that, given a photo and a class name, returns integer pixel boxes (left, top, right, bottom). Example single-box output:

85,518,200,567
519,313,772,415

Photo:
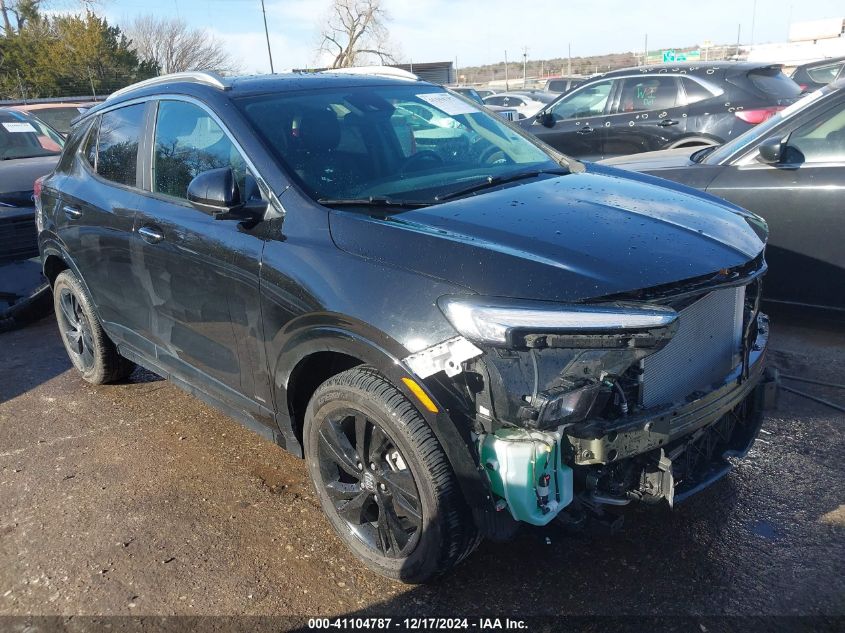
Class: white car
483,92,550,119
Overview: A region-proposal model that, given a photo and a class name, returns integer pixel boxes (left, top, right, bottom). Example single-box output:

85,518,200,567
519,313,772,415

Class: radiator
641,286,745,408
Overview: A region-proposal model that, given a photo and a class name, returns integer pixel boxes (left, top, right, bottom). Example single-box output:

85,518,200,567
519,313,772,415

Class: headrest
298,108,341,152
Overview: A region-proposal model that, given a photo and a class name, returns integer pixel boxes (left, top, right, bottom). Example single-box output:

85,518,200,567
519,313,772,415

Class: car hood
600,147,703,170
0,155,59,205
329,163,766,303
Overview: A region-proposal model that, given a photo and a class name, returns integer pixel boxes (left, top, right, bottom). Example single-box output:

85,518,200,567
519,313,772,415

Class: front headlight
438,296,678,347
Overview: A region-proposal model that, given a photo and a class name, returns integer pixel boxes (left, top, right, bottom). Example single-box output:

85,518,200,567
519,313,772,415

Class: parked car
544,76,584,94
38,71,774,583
447,86,519,121
790,56,845,92
483,91,548,118
1,108,64,264
521,62,802,160
475,88,499,99
602,80,845,311
11,101,98,136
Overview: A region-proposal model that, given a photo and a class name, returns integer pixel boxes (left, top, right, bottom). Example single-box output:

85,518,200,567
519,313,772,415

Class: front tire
304,366,479,583
53,270,135,384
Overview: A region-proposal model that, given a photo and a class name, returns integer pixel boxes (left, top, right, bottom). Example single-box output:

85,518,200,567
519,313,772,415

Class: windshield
0,111,64,160
704,87,831,164
236,85,563,204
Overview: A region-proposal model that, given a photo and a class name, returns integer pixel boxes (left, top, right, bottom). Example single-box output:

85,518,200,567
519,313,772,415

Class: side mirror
757,138,784,164
187,167,266,221
537,111,555,128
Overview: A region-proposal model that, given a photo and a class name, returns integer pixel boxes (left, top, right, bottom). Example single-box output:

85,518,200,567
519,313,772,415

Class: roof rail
322,66,420,81
107,71,231,101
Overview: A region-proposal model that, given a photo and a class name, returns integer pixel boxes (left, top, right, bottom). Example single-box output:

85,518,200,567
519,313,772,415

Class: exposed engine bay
404,257,778,535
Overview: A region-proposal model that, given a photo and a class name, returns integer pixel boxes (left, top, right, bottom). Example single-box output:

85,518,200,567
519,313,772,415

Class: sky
96,0,845,74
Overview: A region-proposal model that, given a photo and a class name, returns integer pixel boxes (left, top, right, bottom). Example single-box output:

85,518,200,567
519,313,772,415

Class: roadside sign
662,50,702,63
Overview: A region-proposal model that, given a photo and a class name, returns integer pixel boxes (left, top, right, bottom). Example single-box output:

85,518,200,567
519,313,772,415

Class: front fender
272,315,494,515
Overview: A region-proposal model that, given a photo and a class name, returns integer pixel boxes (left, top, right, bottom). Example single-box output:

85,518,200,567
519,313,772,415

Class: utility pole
643,34,648,66
750,0,758,49
735,23,742,59
504,50,509,91
260,0,275,74
567,43,572,75
521,46,528,89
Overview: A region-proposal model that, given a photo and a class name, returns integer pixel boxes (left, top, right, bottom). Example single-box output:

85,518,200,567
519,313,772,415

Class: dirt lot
1,306,843,628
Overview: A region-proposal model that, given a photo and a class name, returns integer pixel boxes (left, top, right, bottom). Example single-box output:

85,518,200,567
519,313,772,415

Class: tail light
734,107,783,125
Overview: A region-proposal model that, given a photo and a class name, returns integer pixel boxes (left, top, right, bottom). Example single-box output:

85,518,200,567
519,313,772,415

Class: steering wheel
478,145,514,166
401,150,444,175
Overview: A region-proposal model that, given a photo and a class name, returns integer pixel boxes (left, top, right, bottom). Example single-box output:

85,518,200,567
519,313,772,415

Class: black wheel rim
316,410,422,558
58,288,95,371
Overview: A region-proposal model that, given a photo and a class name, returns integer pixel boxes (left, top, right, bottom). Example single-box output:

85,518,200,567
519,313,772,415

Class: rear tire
304,366,480,583
53,270,135,385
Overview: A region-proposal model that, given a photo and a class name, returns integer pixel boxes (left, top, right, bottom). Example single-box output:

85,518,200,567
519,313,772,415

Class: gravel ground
0,306,843,629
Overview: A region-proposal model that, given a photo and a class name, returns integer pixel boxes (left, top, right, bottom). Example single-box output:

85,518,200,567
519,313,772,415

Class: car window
83,117,99,169
153,100,249,200
617,76,679,113
0,112,64,160
96,104,145,187
681,77,715,104
786,102,845,163
547,80,567,93
747,68,802,98
237,85,559,203
483,96,506,107
549,80,613,120
807,62,845,85
33,107,86,136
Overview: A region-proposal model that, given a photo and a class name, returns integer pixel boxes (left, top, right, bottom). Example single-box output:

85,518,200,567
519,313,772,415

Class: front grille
0,212,39,264
641,286,745,407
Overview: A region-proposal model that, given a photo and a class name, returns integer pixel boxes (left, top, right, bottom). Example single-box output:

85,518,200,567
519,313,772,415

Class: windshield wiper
435,168,570,202
317,197,432,209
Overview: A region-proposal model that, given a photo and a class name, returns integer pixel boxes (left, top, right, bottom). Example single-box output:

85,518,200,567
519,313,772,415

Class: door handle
138,225,164,244
63,205,82,220
658,118,679,127
576,126,595,135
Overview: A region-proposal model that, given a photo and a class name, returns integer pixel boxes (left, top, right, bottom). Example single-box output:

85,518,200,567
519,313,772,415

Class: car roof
590,61,783,80
795,55,845,69
0,107,40,121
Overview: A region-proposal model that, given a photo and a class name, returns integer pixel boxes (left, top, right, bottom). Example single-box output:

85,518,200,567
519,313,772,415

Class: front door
528,79,613,159
130,98,273,409
706,100,845,310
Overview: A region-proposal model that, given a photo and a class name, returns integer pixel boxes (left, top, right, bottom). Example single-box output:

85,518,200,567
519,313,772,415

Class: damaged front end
403,255,777,534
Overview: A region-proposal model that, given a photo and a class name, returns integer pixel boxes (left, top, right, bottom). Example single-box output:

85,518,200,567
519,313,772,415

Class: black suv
522,62,801,160
37,72,775,582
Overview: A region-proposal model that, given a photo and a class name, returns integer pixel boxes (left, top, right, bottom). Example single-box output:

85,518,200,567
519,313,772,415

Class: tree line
0,0,237,100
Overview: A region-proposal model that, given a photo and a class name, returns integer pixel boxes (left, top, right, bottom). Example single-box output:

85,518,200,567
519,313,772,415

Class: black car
522,62,802,160
1,108,64,264
602,80,845,312
791,56,845,92
37,71,775,582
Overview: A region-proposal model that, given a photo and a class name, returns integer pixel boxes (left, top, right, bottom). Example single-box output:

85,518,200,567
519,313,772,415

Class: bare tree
124,15,239,75
318,0,395,69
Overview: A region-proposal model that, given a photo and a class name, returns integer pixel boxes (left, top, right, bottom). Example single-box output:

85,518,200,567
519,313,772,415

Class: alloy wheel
58,288,95,371
316,410,422,558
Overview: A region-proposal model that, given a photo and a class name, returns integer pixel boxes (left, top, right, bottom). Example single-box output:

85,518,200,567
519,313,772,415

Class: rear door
602,75,688,157
130,98,273,411
706,98,845,310
527,79,614,159
54,103,150,344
